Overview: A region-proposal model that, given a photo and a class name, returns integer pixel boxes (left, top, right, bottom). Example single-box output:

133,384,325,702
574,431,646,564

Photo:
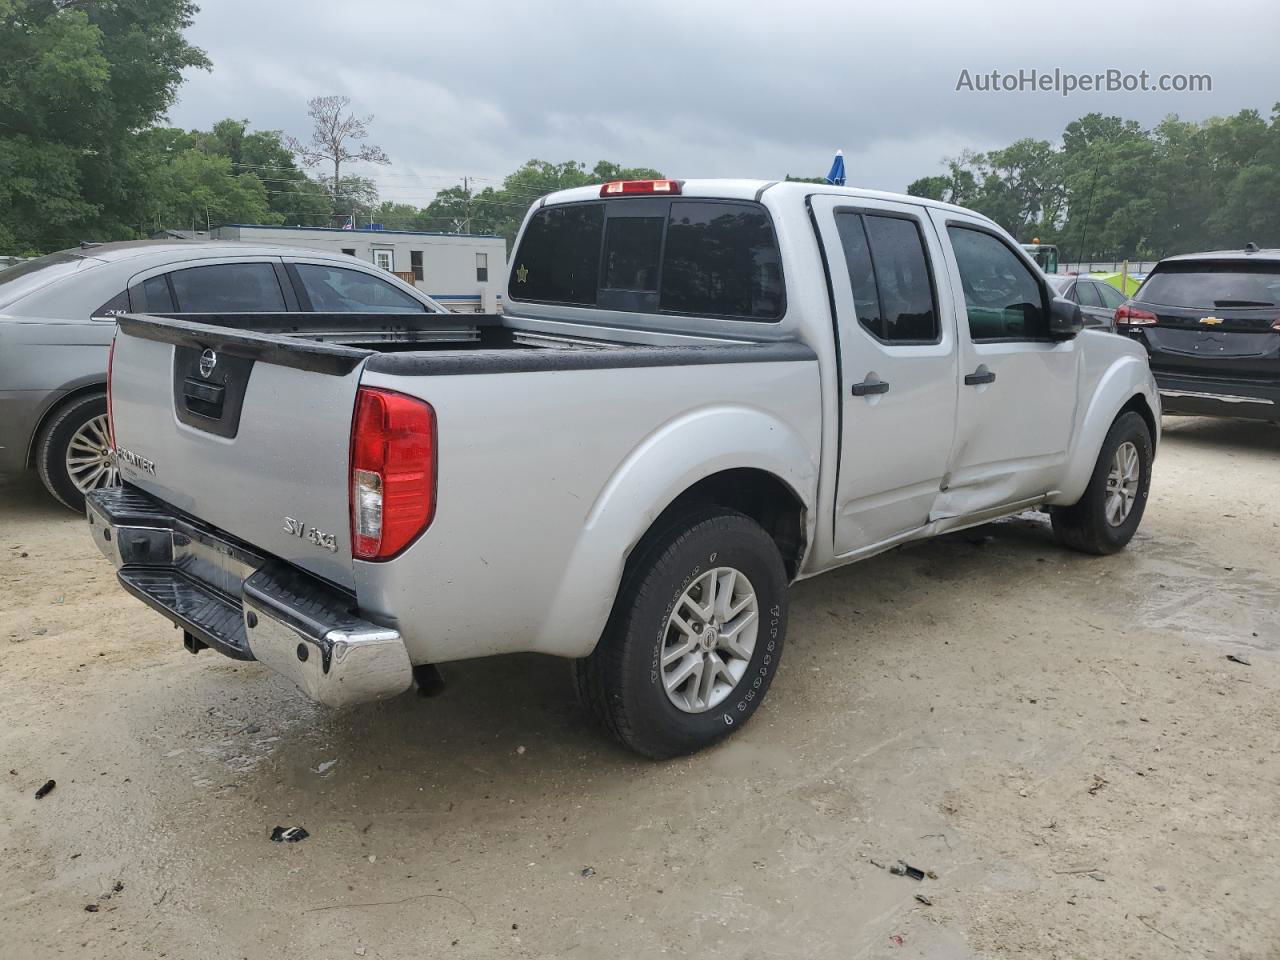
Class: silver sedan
0,241,445,511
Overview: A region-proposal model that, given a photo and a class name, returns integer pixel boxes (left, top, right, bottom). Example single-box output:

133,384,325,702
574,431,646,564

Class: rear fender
1050,354,1160,506
534,404,817,656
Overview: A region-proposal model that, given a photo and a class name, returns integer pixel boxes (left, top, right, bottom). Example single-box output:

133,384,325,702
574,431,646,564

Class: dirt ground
1,415,1277,960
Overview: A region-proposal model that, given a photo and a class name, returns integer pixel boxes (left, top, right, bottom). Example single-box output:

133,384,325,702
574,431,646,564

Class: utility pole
463,176,471,234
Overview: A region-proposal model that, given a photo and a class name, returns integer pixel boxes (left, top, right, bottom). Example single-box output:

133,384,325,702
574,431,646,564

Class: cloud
169,0,1280,201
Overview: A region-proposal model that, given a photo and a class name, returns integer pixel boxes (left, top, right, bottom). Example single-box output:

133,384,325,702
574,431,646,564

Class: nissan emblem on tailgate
199,348,218,378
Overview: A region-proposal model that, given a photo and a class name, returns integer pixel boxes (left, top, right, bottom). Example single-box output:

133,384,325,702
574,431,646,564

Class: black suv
1116,246,1280,421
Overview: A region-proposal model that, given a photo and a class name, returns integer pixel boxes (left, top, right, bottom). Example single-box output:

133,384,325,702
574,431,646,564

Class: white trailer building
210,224,507,313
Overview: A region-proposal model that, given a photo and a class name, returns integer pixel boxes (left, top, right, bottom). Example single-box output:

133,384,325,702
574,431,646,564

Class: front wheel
35,393,118,513
1051,410,1153,555
575,508,788,759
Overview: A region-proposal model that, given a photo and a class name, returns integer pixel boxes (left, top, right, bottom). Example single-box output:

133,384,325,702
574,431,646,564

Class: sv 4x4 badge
283,517,339,553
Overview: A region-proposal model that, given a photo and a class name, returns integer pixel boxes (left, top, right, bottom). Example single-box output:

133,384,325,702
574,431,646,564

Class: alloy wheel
661,566,758,713
65,414,118,495
1104,440,1140,526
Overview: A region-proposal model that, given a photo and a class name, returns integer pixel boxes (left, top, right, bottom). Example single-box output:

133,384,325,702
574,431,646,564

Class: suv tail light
350,387,436,561
600,179,681,197
106,336,117,446
1115,304,1158,326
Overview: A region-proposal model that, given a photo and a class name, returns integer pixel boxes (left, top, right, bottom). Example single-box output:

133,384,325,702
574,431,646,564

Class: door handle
964,367,996,386
851,378,890,397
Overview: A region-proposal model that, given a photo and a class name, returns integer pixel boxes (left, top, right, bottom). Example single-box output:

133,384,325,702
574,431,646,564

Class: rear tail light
1115,304,1158,326
350,387,436,561
1272,318,1280,331
106,336,117,447
600,179,681,197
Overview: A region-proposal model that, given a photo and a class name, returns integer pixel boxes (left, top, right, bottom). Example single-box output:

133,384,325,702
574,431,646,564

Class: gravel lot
2,416,1277,960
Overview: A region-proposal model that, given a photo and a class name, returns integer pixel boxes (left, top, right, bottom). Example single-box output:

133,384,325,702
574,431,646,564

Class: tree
142,150,279,232
286,95,390,202
906,176,951,200
0,0,209,252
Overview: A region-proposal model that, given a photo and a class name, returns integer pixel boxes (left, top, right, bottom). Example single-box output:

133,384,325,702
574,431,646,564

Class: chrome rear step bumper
86,486,412,707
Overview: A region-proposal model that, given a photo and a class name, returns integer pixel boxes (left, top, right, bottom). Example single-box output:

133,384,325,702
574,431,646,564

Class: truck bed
120,311,806,373
108,312,818,609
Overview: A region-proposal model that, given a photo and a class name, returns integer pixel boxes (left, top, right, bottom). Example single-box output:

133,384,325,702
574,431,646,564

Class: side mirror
1048,295,1085,340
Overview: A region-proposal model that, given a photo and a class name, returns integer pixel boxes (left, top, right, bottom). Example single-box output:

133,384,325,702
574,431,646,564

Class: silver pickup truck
88,179,1160,758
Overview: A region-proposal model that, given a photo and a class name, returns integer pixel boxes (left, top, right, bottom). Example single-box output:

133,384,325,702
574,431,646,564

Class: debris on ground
34,779,56,799
580,866,595,877
1226,654,1251,666
889,860,927,881
270,826,310,843
84,904,99,913
313,760,338,775
1087,775,1108,796
914,893,933,906
890,934,905,947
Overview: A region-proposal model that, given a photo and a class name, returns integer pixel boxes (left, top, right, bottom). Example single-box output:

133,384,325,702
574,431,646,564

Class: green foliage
361,159,665,244
910,105,1280,259
0,0,209,252
143,150,280,230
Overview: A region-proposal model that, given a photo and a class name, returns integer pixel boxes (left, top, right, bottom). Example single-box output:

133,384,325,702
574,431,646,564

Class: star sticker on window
516,264,529,283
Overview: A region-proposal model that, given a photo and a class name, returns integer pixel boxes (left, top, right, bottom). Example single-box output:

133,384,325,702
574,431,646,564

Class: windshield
0,252,101,310
1137,261,1280,309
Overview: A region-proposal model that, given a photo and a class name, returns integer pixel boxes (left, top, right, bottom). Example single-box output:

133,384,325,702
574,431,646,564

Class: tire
1051,411,1153,555
34,392,118,513
575,507,788,759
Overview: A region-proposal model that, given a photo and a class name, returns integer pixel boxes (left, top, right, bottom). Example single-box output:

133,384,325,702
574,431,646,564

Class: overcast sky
169,0,1280,205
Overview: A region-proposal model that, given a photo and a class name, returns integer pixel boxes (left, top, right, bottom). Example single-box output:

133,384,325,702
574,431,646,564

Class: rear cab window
508,196,784,321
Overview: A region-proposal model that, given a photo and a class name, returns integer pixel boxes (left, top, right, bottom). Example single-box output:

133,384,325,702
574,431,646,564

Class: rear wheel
35,393,118,513
1051,411,1153,555
575,508,788,759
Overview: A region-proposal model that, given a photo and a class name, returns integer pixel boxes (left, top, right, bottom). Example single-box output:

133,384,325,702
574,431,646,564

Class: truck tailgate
109,315,369,589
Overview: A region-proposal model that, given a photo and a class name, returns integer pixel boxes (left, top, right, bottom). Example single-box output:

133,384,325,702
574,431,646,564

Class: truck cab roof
538,178,1000,225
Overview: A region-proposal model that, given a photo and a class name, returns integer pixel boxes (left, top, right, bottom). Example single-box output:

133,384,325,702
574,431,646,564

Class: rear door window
140,275,176,312
168,262,287,312
1074,281,1102,307
835,212,939,342
835,214,882,335
1136,262,1280,309
293,264,427,312
1096,282,1127,309
509,203,604,306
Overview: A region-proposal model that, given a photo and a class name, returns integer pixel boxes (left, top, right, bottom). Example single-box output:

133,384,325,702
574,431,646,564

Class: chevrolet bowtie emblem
1199,316,1224,325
